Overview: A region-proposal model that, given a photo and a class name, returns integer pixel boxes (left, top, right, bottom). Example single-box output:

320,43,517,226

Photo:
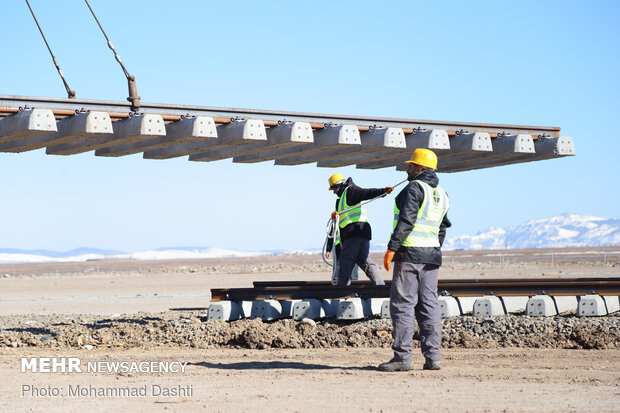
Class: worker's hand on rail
384,250,395,271
331,211,338,220
384,186,393,194
325,252,331,259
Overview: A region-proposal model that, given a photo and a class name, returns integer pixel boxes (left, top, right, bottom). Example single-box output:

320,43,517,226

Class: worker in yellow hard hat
326,173,393,286
327,173,346,191
378,148,452,372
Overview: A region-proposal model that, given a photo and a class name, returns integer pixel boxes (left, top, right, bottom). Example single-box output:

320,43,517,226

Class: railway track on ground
210,278,620,302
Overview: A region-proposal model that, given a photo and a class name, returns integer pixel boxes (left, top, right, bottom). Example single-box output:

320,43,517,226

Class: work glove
384,250,395,271
331,211,338,220
384,186,393,194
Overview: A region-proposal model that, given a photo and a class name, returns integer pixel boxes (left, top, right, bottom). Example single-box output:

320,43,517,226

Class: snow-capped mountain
443,213,620,250
1,213,617,263
0,247,124,259
0,247,268,264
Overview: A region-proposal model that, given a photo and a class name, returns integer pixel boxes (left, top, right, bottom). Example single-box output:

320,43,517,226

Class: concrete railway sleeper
206,278,620,321
0,95,574,172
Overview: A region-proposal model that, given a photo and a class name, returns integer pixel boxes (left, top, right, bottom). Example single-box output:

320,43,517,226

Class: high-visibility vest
393,180,449,247
337,186,369,229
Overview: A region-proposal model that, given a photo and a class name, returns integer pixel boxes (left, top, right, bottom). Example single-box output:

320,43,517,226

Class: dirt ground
0,250,619,412
1,250,617,315
1,347,618,412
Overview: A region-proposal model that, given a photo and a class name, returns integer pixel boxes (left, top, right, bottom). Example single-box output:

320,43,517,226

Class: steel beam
46,114,166,155
191,121,312,162
145,119,266,160
95,116,217,157
0,111,111,153
440,136,575,173
0,108,56,144
355,129,451,169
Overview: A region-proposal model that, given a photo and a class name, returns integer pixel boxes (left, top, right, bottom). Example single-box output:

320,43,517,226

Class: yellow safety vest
392,180,449,247
337,187,369,229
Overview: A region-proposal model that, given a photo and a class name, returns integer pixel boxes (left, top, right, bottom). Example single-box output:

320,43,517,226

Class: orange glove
331,211,338,219
385,186,393,194
384,250,395,271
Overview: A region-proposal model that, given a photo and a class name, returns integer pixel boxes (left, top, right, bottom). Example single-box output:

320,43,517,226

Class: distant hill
2,213,618,263
0,246,267,264
0,247,124,258
443,213,620,250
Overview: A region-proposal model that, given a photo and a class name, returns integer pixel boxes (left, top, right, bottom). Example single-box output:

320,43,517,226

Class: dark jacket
387,169,451,266
326,177,387,251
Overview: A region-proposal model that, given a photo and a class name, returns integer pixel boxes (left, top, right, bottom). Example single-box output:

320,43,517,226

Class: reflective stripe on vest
337,186,369,229
392,180,449,247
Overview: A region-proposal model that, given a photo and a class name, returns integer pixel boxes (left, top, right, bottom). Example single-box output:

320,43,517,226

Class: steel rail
210,277,620,301
252,278,618,287
0,95,560,137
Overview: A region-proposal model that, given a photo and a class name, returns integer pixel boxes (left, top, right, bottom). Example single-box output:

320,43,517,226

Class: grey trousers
337,237,384,286
390,261,441,362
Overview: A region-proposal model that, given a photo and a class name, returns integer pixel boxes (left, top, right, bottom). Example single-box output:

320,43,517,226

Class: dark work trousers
389,261,441,362
337,237,385,286
331,244,359,285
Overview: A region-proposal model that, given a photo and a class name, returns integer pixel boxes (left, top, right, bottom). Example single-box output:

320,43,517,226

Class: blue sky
1,0,618,252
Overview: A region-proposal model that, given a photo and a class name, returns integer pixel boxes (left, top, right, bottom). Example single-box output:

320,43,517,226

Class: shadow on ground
191,361,376,371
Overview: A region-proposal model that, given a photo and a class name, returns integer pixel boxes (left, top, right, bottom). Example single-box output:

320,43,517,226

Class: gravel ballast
1,312,618,350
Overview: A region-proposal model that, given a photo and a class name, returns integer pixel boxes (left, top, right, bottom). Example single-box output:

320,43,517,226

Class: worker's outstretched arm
346,183,391,205
387,181,423,251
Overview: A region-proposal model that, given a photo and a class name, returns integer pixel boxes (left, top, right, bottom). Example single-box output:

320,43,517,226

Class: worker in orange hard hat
378,148,452,372
326,173,393,286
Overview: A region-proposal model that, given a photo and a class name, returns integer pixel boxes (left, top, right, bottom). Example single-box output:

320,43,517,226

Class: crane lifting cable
84,0,141,112
25,0,76,99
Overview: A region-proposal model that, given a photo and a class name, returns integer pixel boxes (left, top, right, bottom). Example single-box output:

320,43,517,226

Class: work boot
422,358,441,370
377,359,413,372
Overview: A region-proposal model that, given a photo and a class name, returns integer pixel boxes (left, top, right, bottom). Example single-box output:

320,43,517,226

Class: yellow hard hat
406,148,438,170
328,173,345,190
